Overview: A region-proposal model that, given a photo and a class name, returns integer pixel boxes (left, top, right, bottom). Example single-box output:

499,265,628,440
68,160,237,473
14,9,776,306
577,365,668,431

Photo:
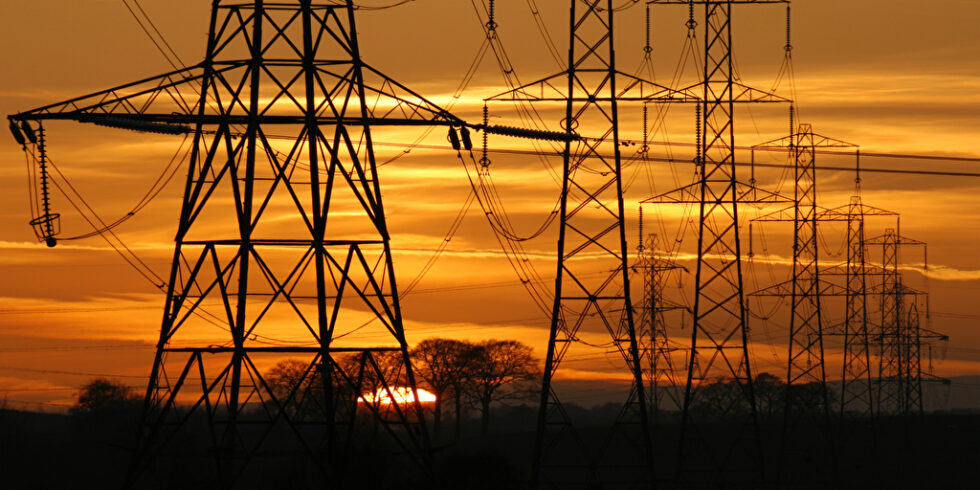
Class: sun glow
359,387,437,405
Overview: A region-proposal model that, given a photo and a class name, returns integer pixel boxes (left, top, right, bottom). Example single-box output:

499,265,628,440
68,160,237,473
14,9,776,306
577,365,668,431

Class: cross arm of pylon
8,66,209,125
8,61,584,146
819,263,885,277
823,202,898,217
616,70,699,101
653,260,688,273
864,233,926,246
752,130,857,150
750,277,847,297
673,80,791,104
754,204,850,222
865,283,926,295
814,207,852,221
483,69,695,103
735,182,794,203
642,181,793,204
919,329,949,342
641,182,700,203
748,278,794,297
358,62,465,125
7,62,469,129
659,298,692,313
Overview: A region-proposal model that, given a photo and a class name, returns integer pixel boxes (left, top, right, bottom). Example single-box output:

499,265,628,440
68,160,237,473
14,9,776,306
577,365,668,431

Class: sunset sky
1,0,978,411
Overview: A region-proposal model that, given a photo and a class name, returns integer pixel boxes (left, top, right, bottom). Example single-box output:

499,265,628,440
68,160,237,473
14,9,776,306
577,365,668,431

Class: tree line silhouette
66,343,832,432
263,338,539,438
20,340,970,489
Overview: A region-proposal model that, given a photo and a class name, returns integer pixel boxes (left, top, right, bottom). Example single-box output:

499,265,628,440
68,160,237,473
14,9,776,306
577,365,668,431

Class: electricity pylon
819,194,896,421
643,1,790,487
635,229,687,424
808,189,897,477
9,1,478,486
866,228,926,418
488,1,693,486
748,125,854,486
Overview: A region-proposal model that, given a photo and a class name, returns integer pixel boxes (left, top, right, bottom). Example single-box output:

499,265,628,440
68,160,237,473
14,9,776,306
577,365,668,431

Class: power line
366,140,980,178
0,365,149,379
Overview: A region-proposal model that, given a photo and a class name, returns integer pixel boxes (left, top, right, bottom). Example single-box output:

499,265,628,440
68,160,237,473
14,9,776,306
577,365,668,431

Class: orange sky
1,0,979,410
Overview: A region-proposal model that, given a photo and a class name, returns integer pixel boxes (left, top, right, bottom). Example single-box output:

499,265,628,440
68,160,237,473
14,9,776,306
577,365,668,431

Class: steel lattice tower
489,1,694,487
807,190,895,475
635,231,687,424
841,196,874,420
644,1,789,487
818,176,897,422
877,228,904,416
9,1,475,486
825,195,896,420
866,228,926,417
748,125,855,486
904,301,924,416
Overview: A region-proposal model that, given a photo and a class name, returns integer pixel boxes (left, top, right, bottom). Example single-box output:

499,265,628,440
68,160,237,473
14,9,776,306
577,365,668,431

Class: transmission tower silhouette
9,1,491,486
634,221,688,426
748,124,855,486
488,0,693,486
643,1,790,486
834,194,894,422
867,227,927,418
806,166,898,475
858,222,947,484
812,157,895,424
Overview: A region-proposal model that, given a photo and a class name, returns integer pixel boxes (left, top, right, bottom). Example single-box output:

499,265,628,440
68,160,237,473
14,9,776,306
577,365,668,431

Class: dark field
2,405,978,489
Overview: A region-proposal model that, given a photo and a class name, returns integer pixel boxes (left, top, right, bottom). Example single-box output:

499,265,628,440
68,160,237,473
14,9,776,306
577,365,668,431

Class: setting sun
360,387,437,405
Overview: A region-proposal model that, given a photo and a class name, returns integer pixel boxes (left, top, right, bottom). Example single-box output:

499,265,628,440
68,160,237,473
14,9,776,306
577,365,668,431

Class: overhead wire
14,1,559,350
25,145,308,347
525,0,565,69
472,0,566,165
632,2,694,264
458,149,554,315
120,0,195,112
296,0,575,337
11,1,975,380
281,136,980,177
306,2,571,339
0,365,149,379
461,0,574,314
41,155,167,288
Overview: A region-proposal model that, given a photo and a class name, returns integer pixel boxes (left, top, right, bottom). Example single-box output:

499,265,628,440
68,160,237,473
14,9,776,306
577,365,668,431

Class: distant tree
787,381,835,413
264,359,330,417
410,338,480,439
754,372,785,418
691,374,804,419
266,359,313,401
692,377,748,418
338,351,407,413
70,378,140,416
462,340,539,435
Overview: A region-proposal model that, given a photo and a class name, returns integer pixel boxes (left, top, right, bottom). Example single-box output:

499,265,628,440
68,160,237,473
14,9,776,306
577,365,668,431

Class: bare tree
265,359,313,401
463,339,539,435
754,372,785,419
264,359,331,417
411,338,480,439
692,377,750,418
71,378,139,416
338,351,407,413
